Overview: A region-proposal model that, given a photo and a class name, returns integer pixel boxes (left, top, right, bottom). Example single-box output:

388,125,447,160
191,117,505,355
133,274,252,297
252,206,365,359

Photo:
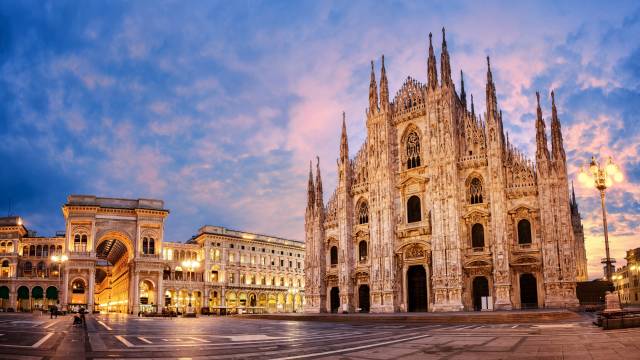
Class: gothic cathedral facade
304,30,589,313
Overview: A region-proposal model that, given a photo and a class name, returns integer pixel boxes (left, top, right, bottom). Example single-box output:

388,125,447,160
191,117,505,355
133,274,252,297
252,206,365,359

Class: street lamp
578,156,624,282
50,255,68,306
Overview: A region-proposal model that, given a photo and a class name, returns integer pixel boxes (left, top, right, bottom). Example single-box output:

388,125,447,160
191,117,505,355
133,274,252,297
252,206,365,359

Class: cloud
0,1,639,274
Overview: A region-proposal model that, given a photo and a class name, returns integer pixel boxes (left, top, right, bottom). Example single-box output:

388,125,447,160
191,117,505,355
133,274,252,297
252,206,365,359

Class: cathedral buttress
484,57,513,310
366,58,398,312
337,112,355,311
304,159,327,313
426,33,464,312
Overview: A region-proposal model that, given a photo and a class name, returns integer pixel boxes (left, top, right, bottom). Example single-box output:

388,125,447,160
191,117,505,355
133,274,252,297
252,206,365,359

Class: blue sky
1,1,639,278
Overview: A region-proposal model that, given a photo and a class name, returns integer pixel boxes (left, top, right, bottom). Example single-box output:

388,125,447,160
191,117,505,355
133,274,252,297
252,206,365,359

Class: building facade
0,195,304,313
612,247,640,305
304,30,587,313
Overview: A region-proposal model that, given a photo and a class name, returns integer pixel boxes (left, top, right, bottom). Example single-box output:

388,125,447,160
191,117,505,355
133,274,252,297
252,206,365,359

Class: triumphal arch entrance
61,195,168,314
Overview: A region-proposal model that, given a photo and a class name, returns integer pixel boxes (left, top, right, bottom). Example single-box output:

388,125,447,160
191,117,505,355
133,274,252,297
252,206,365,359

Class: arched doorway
31,286,44,310
70,279,87,311
472,276,489,311
330,287,340,313
17,286,29,311
46,286,58,307
407,265,427,312
139,280,155,314
95,235,132,313
519,273,538,309
358,285,370,313
0,286,9,309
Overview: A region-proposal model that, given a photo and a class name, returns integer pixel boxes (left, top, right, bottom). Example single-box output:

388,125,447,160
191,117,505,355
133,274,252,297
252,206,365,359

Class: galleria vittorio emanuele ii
304,29,589,313
0,196,305,314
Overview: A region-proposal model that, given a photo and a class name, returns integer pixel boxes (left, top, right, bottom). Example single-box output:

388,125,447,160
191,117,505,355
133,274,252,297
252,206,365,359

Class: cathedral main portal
407,265,427,312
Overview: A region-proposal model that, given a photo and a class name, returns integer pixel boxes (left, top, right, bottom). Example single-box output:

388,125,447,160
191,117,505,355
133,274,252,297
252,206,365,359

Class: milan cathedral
304,29,589,313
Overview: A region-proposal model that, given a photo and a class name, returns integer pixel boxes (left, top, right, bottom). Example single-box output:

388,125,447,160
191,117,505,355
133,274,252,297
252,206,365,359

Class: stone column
132,271,140,314
9,285,16,310
62,268,69,310
88,267,96,312
156,275,163,313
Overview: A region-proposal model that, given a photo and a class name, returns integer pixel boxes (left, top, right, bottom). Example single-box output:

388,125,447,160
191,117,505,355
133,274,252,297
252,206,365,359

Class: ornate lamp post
578,156,624,281
50,255,68,307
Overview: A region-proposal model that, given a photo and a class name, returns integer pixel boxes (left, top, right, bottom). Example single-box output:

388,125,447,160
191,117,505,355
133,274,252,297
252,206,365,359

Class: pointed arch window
407,196,422,223
143,237,149,254
518,219,532,245
149,238,155,255
471,223,485,248
470,178,483,204
406,131,421,169
358,201,369,224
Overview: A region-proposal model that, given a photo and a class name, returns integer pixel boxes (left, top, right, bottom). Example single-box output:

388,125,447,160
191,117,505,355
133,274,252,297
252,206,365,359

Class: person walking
49,305,55,319
79,307,86,325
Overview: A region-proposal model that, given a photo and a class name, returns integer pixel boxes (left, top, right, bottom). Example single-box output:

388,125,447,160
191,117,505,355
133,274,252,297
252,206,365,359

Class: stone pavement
0,312,637,359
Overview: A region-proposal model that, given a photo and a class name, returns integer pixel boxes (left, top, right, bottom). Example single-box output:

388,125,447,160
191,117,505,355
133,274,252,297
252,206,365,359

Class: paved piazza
0,313,638,359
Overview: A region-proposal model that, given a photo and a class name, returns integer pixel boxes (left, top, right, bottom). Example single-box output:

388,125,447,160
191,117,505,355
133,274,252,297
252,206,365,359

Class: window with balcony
74,234,87,252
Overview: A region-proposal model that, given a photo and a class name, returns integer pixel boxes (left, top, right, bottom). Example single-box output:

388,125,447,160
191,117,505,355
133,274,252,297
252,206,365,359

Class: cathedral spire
535,91,550,161
427,33,438,91
307,161,315,211
380,55,390,111
368,60,378,114
315,156,323,209
460,70,467,109
470,93,475,117
486,56,497,121
571,180,577,208
340,112,349,162
440,27,452,87
550,90,566,162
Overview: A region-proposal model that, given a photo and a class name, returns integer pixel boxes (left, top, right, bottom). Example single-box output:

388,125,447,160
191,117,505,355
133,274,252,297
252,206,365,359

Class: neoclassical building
304,30,588,313
0,195,304,313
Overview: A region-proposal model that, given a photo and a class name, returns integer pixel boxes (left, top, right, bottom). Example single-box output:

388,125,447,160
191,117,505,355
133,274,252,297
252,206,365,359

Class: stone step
241,309,581,324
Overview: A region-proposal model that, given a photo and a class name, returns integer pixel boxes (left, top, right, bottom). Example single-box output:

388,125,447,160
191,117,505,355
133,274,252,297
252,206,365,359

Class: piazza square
1,1,639,359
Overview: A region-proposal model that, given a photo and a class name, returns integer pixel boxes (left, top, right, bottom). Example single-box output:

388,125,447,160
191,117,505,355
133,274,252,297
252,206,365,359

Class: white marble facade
304,29,587,313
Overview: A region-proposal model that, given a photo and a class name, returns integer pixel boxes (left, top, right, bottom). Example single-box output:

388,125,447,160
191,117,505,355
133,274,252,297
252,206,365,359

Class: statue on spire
368,61,378,114
460,70,467,109
315,156,323,209
307,161,315,211
550,90,566,162
380,55,390,111
440,27,452,87
427,33,438,91
535,91,550,162
340,112,349,162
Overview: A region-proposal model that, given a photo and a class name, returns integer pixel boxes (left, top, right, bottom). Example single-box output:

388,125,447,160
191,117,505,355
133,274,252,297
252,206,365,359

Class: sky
1,1,639,279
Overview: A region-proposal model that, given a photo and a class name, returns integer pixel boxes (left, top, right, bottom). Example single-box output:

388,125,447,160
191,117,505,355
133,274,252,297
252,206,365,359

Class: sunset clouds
0,1,638,278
